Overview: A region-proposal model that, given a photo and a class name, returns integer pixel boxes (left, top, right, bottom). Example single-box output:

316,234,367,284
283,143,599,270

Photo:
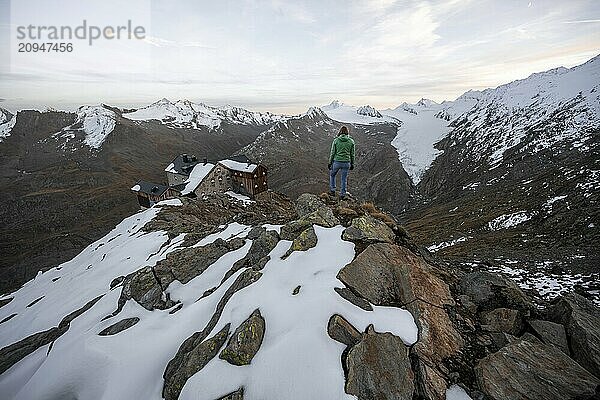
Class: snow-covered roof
164,154,200,175
180,162,216,195
219,159,258,173
130,181,169,196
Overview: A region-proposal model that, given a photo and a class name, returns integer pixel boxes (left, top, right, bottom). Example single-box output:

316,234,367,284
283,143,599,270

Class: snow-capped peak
416,98,438,108
356,105,383,118
0,108,17,142
123,99,285,129
304,106,327,119
322,100,343,110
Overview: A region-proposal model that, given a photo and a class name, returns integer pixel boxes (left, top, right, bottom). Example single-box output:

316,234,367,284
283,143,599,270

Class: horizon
1,0,599,114
1,52,598,115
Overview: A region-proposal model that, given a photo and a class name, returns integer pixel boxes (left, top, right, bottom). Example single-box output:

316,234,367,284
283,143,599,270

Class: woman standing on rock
328,126,355,200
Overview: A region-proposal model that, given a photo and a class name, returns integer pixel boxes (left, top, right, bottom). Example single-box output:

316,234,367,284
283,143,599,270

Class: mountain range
0,54,598,303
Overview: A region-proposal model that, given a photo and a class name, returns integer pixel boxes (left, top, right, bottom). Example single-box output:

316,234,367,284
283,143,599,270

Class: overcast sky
0,0,599,113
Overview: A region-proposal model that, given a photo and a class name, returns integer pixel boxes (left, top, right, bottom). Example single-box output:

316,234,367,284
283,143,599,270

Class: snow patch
180,162,215,195
488,211,533,230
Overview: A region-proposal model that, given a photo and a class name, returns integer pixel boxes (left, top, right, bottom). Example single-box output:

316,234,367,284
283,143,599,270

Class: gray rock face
295,193,325,217
220,309,265,366
98,317,140,336
337,243,453,308
327,314,362,346
459,271,533,312
528,319,569,354
346,329,415,400
549,293,600,377
475,339,600,400
480,308,523,335
163,324,230,400
341,215,395,244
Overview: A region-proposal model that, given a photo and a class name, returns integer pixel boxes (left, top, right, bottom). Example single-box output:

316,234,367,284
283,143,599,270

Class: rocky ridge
0,191,598,399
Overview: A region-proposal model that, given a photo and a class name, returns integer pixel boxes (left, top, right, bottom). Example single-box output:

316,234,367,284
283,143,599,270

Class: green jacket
329,135,355,163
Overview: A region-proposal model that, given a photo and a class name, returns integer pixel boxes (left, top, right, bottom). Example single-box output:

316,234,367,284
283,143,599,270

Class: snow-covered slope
123,99,286,130
322,100,449,183
0,108,16,142
0,197,419,400
53,105,117,150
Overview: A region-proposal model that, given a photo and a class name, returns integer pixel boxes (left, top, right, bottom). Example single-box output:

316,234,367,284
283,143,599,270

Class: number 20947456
18,42,73,52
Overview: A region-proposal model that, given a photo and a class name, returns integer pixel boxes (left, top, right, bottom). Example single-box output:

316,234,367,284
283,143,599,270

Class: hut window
254,184,258,188
263,172,266,176
254,174,257,178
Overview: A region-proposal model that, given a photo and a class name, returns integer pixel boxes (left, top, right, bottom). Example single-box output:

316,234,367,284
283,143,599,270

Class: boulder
281,226,318,259
337,243,454,308
413,359,448,400
480,308,523,335
458,271,533,312
327,314,362,346
346,328,415,400
295,193,325,217
334,287,373,311
233,231,279,271
549,293,600,377
98,317,140,336
300,206,340,228
279,219,313,241
475,339,599,400
407,300,464,364
342,215,395,244
527,319,569,355
220,309,265,366
163,324,230,400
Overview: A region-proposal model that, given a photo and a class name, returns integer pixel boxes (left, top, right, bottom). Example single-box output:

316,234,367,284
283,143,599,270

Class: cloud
143,35,214,48
562,19,600,24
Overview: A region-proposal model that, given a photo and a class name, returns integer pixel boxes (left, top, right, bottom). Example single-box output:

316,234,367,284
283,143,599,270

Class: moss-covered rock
342,215,395,244
220,309,265,366
281,226,318,259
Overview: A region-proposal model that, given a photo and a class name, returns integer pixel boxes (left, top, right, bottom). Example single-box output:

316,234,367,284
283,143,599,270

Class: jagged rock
0,295,102,374
98,317,140,336
342,215,395,244
346,328,414,400
163,324,230,400
548,293,600,376
120,238,246,311
295,193,325,217
232,230,279,271
480,308,523,335
327,314,362,346
458,271,533,312
279,219,313,241
489,332,517,349
475,339,600,400
292,285,301,295
170,238,246,284
220,309,265,366
337,243,454,308
519,332,543,344
163,269,263,399
413,359,447,400
334,287,373,311
282,226,317,259
300,206,340,228
0,297,14,308
246,226,265,240
109,276,125,289
1,314,17,324
216,389,244,399
407,300,464,364
527,319,569,354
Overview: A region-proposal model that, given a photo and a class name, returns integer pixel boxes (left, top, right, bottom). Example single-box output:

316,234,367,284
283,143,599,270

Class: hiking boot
339,194,346,200
329,190,335,197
